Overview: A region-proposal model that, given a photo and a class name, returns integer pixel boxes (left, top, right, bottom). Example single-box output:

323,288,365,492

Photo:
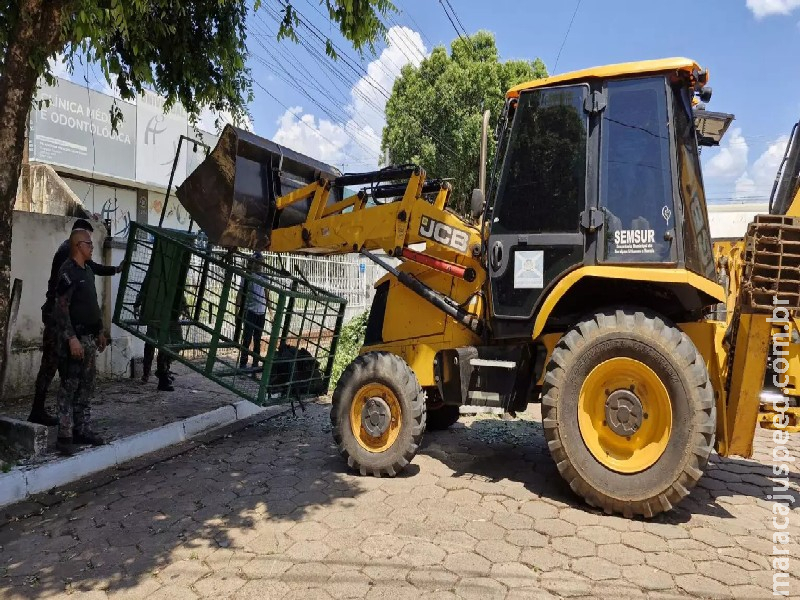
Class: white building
707,201,770,240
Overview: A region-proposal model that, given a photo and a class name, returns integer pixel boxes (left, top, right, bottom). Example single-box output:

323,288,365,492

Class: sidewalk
0,364,291,508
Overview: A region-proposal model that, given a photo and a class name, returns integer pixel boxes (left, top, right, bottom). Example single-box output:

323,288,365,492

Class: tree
381,31,547,215
0,0,393,387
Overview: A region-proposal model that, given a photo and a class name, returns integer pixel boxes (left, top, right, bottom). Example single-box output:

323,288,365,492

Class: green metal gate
113,222,347,405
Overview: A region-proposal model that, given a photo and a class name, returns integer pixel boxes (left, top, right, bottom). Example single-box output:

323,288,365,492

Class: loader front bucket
175,124,341,250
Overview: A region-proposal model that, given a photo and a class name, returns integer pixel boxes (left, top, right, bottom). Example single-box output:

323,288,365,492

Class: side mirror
470,188,485,218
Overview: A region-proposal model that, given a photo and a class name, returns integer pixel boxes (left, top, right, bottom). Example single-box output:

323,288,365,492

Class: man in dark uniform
52,229,109,456
28,219,123,426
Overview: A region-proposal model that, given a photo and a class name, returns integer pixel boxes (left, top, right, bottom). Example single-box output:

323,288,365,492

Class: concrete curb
0,400,286,509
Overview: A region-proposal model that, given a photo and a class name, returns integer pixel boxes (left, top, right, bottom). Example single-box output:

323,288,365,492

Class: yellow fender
531,265,725,340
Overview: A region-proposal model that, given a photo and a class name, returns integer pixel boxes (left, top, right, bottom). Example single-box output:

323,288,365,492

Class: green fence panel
113,222,348,405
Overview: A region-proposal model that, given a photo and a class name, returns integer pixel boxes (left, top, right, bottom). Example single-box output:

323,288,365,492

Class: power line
553,0,582,73
300,0,404,82
384,13,426,65
281,2,462,162
254,80,348,152
398,3,434,50
443,0,471,42
250,12,387,154
438,0,475,57
250,51,378,157
256,1,462,165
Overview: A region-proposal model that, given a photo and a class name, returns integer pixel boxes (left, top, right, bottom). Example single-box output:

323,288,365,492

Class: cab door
487,84,591,339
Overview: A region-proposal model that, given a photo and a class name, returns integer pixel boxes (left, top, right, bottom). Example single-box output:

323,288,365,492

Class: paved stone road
1,400,798,599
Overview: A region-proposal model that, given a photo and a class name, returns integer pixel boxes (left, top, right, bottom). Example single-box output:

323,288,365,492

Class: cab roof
506,57,704,98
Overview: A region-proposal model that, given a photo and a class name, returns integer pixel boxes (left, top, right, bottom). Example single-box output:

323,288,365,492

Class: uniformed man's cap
72,219,94,233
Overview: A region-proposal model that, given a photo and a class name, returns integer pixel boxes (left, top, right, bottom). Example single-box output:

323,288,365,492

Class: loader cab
485,58,720,339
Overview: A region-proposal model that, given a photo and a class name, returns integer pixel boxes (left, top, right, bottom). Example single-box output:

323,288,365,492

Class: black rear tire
542,308,715,518
331,352,425,477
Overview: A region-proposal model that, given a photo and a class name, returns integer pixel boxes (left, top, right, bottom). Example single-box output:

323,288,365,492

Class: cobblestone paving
0,401,798,599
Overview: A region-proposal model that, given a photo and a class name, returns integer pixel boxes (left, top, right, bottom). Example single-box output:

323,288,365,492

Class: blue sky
245,0,800,205
56,1,800,204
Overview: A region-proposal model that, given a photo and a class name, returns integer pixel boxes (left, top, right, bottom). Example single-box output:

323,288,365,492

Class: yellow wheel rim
349,383,402,453
578,357,672,474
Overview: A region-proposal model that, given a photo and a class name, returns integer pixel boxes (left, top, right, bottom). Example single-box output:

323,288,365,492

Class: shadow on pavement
0,402,376,598
0,402,796,598
423,415,800,525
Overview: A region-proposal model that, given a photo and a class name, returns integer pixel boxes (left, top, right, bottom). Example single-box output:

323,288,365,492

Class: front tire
542,308,715,518
331,352,426,476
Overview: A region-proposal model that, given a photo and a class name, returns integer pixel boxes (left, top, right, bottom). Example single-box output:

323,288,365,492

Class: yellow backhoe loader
169,57,799,518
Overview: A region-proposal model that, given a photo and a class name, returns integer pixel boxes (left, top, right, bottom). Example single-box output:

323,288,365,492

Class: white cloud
735,135,791,198
272,106,351,164
705,132,790,200
704,127,749,181
197,107,253,133
270,26,427,170
752,135,789,183
734,173,757,198
47,52,72,80
746,0,800,18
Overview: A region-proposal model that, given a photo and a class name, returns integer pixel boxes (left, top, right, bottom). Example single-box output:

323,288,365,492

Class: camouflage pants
56,335,97,439
32,321,59,410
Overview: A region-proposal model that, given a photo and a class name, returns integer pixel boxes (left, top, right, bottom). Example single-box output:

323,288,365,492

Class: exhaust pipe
175,125,342,249
479,109,490,195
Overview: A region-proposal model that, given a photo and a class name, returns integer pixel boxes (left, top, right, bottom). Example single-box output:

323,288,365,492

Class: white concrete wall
707,202,769,240
62,178,138,239
5,212,140,398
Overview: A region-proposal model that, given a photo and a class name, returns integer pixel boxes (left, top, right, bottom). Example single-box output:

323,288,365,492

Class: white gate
262,253,387,323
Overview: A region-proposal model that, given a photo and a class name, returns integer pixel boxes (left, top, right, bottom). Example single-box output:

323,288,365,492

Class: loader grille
742,214,800,312
113,222,347,404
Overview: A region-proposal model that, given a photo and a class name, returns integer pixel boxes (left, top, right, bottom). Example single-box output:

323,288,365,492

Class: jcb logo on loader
419,216,469,253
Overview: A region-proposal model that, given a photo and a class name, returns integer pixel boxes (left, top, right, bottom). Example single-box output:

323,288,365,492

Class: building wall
707,202,769,240
4,211,141,399
61,177,138,238
16,164,88,217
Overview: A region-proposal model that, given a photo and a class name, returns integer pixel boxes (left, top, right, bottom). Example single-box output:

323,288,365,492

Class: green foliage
329,310,369,390
1,1,394,131
277,0,395,59
381,31,548,215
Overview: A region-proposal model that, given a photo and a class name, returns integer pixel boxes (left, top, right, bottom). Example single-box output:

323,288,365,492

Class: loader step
469,359,516,369
435,345,534,412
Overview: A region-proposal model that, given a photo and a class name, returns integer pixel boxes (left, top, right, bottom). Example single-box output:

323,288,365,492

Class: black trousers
143,343,171,377
240,310,266,367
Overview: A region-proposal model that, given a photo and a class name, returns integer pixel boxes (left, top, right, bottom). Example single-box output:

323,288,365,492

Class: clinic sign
136,89,189,188
28,77,218,189
29,78,137,180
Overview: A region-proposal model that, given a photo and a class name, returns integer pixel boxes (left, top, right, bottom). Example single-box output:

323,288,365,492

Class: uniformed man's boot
73,430,105,446
141,363,151,383
56,437,77,456
28,395,58,426
157,375,174,392
28,408,58,427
